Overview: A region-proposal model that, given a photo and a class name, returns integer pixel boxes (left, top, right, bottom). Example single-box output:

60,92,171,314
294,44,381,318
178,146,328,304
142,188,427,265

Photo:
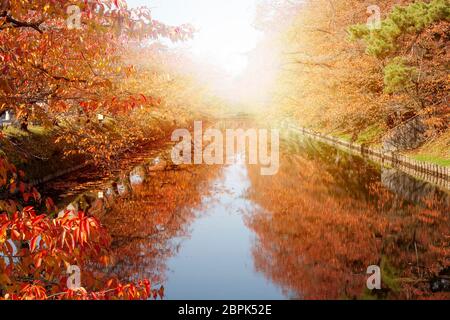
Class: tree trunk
20,115,29,132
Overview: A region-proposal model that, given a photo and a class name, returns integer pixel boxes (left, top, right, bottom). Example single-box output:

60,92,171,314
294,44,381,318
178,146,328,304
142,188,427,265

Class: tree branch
0,11,44,33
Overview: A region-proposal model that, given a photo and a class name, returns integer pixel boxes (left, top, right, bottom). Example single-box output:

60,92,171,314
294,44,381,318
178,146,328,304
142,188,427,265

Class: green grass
1,125,85,181
28,126,47,135
327,125,449,168
329,124,384,144
356,125,384,145
334,132,352,142
3,125,49,137
407,130,450,167
410,154,450,167
3,125,31,138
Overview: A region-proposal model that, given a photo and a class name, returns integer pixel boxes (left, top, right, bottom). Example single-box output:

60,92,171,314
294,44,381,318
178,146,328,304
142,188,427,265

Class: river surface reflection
63,126,448,300
163,156,286,299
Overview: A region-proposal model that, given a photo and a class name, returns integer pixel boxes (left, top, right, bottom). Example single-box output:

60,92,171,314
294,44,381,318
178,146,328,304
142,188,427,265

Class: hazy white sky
127,0,261,75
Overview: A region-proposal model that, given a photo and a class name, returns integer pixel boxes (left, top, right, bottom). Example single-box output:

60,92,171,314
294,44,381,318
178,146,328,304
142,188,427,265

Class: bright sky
127,0,262,76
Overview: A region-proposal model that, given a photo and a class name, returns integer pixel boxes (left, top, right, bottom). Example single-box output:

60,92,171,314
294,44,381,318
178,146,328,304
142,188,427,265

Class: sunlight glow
128,0,262,77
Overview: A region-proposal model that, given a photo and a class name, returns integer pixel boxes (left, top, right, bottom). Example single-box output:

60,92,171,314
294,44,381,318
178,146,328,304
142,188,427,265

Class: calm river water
48,122,450,300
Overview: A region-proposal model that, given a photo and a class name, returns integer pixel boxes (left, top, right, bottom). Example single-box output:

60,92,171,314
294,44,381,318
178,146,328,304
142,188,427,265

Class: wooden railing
284,122,449,191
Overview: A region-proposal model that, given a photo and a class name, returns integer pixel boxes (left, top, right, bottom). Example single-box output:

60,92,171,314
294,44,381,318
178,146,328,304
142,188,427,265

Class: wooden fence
286,124,449,191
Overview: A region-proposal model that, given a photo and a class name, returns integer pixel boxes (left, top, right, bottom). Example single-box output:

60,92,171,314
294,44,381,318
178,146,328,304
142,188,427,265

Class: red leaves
0,157,42,209
23,206,34,213
1,274,162,300
22,192,30,202
29,236,39,253
103,94,162,114
0,198,160,300
157,286,165,299
1,205,108,267
31,187,40,202
106,278,115,288
11,229,20,240
0,203,152,300
52,278,157,300
112,280,158,300
61,287,89,300
140,279,151,296
17,282,47,300
45,197,55,212
79,101,98,113
33,254,43,269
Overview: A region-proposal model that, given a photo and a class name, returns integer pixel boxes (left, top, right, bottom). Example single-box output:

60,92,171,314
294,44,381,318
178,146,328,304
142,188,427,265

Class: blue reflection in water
163,156,286,300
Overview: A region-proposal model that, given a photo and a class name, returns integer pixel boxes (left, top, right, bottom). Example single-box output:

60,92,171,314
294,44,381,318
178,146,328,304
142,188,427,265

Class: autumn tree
349,0,449,132
262,0,448,145
0,0,194,164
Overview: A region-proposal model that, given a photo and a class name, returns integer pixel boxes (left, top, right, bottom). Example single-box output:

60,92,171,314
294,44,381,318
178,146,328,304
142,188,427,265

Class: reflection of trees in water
87,163,221,287
283,133,449,208
282,133,382,202
246,144,449,299
381,168,450,207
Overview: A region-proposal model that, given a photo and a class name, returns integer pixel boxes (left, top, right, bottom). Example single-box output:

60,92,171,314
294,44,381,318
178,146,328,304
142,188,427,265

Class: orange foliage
0,156,162,300
245,139,449,299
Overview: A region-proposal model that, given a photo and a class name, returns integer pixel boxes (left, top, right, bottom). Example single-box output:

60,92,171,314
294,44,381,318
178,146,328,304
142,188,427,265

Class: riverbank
279,120,449,191
0,108,207,186
325,125,450,168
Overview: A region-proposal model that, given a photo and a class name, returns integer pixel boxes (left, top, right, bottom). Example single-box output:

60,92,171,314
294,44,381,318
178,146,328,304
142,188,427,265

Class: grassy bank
318,124,449,167
0,107,200,183
405,130,450,167
0,125,85,181
327,125,449,167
